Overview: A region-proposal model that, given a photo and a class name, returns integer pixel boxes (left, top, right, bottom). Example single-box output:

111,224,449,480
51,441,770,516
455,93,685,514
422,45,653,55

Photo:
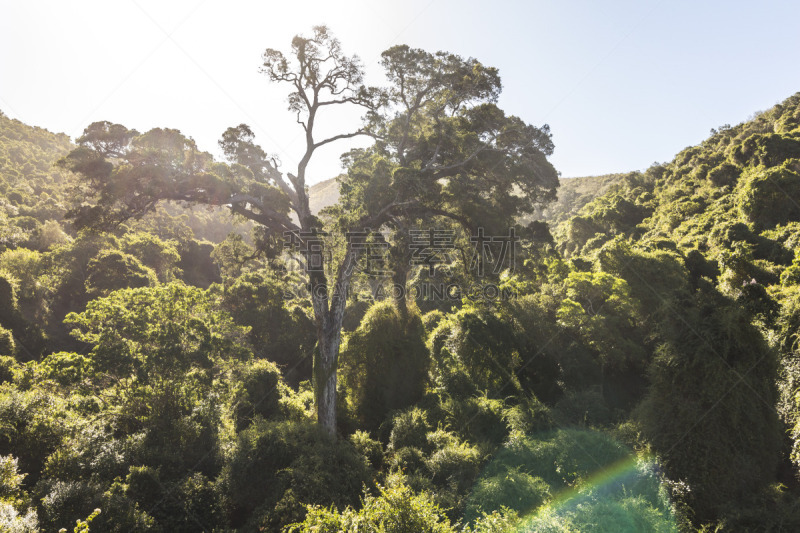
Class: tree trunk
310,248,356,437
392,262,409,316
316,327,339,436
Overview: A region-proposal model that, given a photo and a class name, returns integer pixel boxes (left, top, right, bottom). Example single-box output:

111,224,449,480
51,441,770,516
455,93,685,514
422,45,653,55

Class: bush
0,388,70,486
637,289,782,523
389,408,431,451
737,160,800,228
389,446,427,475
349,430,383,469
84,249,157,298
36,478,154,533
340,301,429,431
503,396,554,439
38,352,90,387
522,496,678,533
425,439,481,509
441,395,508,447
707,162,740,187
288,476,456,533
0,356,16,386
428,307,519,397
482,429,629,491
464,467,549,523
221,271,315,386
220,419,372,531
731,133,800,168
0,327,14,357
232,359,288,431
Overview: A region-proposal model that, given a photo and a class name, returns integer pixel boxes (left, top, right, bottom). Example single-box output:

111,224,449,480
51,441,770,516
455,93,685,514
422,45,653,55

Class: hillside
0,111,76,250
536,173,621,224
311,173,622,223
552,92,800,523
308,176,341,214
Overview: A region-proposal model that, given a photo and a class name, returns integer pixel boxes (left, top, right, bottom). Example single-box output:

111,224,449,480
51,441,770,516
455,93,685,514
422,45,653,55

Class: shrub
340,301,429,431
288,476,456,533
637,289,781,523
707,162,740,187
441,395,508,447
737,160,800,228
389,408,431,451
349,430,384,469
0,388,70,486
84,250,157,298
0,327,14,357
220,419,371,531
464,467,550,523
232,359,288,431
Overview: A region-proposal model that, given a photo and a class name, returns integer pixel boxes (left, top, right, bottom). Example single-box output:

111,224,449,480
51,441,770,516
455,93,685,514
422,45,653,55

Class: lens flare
467,429,679,532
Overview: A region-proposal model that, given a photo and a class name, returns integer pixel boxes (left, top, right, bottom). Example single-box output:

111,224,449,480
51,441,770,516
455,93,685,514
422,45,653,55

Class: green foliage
440,394,509,448
463,508,521,533
707,161,740,187
389,408,431,451
84,249,157,298
0,112,76,247
340,301,429,430
65,282,248,384
0,387,71,486
424,436,482,512
288,476,455,533
232,358,289,430
429,307,519,396
38,352,90,387
3,35,800,533
637,289,781,521
120,232,182,282
0,454,37,533
736,160,800,228
37,478,154,533
62,283,248,483
221,270,315,386
349,430,384,469
0,454,26,499
731,133,800,168
465,429,677,531
0,356,16,385
522,496,678,533
465,467,549,523
67,507,101,533
530,174,624,228
221,419,372,531
503,395,555,440
556,270,645,370
0,327,14,357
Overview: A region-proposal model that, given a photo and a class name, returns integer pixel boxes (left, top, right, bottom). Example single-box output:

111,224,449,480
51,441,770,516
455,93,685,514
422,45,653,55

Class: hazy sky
2,0,799,182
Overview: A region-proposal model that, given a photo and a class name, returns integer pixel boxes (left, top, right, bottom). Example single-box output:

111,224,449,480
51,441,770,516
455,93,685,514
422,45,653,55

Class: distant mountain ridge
309,173,624,226
308,176,341,215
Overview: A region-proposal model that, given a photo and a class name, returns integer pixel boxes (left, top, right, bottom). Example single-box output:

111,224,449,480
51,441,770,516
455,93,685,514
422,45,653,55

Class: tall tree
60,27,558,436
332,45,558,311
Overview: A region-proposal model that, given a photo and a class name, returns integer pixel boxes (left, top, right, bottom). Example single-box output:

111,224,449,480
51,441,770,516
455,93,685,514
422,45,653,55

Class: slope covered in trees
2,36,800,532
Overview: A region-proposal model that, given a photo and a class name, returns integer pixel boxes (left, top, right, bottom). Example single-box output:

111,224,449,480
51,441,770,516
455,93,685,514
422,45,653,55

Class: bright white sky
2,0,800,182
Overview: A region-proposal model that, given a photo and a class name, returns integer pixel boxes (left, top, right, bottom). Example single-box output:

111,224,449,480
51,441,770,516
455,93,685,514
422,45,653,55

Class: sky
2,0,800,183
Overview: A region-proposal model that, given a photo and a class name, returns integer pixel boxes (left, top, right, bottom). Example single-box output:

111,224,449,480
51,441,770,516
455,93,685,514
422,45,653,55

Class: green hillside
0,111,76,250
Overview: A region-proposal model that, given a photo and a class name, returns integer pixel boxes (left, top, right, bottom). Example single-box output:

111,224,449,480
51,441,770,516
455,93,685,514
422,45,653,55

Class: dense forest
2,28,800,532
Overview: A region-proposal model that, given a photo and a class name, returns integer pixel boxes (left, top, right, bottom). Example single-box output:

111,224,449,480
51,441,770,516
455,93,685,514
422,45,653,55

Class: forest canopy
1,27,800,533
